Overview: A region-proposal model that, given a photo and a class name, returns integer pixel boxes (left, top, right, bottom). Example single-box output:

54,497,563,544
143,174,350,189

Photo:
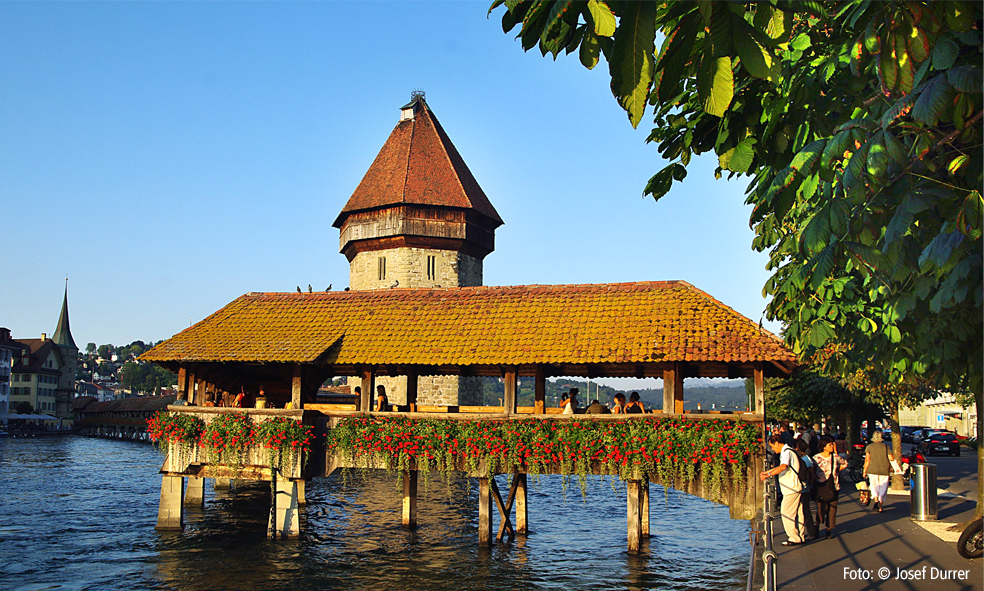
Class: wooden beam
359,367,374,413
491,476,516,542
753,362,764,415
186,372,196,405
402,470,418,529
177,368,189,402
515,473,528,535
291,365,303,410
503,368,517,415
406,367,418,412
627,480,642,554
534,366,546,415
478,478,491,547
641,476,650,538
662,363,684,414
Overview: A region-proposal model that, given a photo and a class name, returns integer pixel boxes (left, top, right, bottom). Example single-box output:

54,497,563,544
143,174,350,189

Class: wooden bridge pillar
478,477,492,547
514,473,528,534
662,364,684,414
268,478,300,538
406,368,418,412
359,367,374,413
177,368,189,402
291,365,304,409
156,475,184,530
402,470,418,529
641,476,650,538
297,480,306,505
626,480,643,554
753,362,764,414
503,368,517,415
534,366,546,414
184,476,205,507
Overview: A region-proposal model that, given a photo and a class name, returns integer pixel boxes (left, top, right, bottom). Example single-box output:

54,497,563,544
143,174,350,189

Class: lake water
0,436,751,590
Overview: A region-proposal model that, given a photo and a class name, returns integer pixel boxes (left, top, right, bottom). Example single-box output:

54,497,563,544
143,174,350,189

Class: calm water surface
0,436,750,590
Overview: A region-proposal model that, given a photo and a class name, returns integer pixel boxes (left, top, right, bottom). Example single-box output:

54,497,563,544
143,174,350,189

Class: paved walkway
772,485,982,591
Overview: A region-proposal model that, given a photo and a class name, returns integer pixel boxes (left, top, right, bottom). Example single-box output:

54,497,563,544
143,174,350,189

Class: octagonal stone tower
334,93,503,406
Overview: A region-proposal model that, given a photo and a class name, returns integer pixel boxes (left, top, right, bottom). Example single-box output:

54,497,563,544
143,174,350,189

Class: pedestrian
863,430,894,512
760,434,808,545
625,391,644,414
611,392,626,414
813,435,848,538
796,438,818,539
375,385,389,412
561,389,579,414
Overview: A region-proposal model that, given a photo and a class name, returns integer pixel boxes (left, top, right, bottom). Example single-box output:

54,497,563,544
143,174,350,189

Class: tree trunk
889,399,903,491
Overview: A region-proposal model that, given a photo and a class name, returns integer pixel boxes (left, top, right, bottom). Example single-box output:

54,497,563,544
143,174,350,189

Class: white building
900,393,979,438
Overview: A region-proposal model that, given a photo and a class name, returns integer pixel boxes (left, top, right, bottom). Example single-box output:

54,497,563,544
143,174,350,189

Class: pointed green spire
52,279,77,350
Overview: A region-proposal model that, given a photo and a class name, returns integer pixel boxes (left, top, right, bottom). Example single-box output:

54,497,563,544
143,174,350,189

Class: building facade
899,393,979,438
334,94,503,406
0,328,22,423
9,284,79,419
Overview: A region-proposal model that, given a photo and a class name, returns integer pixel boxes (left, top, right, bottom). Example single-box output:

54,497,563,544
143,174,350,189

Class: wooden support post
641,476,650,538
156,475,184,530
478,478,492,547
503,368,517,415
177,368,188,402
268,478,300,538
534,366,546,414
196,378,207,406
515,473,528,534
627,480,642,554
753,362,764,415
406,368,418,412
662,364,684,414
402,470,418,529
491,476,517,542
214,478,232,490
184,476,205,507
186,372,196,405
359,368,374,413
291,364,303,410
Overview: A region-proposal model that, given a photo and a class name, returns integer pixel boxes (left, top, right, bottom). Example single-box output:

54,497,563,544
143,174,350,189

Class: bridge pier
402,470,418,529
268,478,300,538
626,479,643,554
641,476,650,538
514,473,528,535
156,475,184,530
184,476,205,507
478,477,491,547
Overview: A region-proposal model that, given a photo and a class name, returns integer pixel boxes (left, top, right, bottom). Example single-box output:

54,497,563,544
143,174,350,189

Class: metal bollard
910,463,938,521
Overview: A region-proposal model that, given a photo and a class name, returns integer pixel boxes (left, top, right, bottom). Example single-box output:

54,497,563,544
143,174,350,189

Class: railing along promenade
155,405,765,553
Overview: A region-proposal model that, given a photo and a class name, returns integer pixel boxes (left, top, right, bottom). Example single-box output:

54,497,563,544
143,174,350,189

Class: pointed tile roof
333,96,503,228
52,283,77,350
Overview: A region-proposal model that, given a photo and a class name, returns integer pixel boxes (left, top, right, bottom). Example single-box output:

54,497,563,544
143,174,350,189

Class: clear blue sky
1,1,781,370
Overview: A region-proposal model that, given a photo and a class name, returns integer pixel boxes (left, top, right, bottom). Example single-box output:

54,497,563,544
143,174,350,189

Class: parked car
919,432,961,456
901,426,930,444
911,428,938,444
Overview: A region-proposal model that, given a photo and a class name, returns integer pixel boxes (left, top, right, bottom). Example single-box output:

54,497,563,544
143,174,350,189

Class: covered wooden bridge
141,280,797,551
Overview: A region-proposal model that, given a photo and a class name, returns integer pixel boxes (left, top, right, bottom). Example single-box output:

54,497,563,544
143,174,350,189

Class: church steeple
52,280,77,350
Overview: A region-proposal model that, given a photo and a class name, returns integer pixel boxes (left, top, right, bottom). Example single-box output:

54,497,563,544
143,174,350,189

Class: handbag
816,476,837,503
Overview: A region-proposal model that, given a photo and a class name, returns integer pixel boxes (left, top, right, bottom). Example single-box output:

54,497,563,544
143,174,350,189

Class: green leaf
905,24,930,63
801,204,832,253
579,30,601,69
809,320,836,349
918,229,964,270
931,34,959,70
698,54,734,117
721,137,757,173
886,324,902,344
957,190,983,237
753,4,790,44
609,1,656,128
790,139,826,174
653,13,699,103
790,33,811,52
862,19,879,53
811,244,836,290
945,1,975,33
946,65,983,94
877,42,898,91
586,0,616,36
734,20,777,82
841,140,870,193
912,74,954,126
543,1,573,39
880,93,917,129
948,154,970,175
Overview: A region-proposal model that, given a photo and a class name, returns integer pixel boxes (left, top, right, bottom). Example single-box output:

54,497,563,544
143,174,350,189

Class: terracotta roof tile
334,99,502,227
141,282,795,368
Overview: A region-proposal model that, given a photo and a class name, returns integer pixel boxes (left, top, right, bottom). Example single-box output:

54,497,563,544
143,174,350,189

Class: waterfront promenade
767,454,981,591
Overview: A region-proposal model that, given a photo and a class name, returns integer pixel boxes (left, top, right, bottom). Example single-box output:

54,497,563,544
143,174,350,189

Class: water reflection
0,437,749,591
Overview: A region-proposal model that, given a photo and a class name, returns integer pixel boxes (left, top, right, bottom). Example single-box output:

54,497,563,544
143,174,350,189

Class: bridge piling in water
156,475,184,530
184,477,204,507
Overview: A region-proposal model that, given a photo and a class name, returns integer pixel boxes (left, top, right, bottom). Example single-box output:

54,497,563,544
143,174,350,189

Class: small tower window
378,257,387,281
427,256,437,281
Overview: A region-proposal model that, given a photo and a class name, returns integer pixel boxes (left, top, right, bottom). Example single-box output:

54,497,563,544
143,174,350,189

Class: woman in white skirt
863,430,894,512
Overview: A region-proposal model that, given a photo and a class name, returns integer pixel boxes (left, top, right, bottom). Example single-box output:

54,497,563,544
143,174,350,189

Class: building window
378,257,387,281
12,387,18,395
427,256,437,281
12,374,18,382
23,387,30,396
23,374,30,382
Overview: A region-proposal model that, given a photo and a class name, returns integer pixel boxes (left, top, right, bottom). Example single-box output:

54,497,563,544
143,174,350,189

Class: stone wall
352,375,483,407
348,248,482,290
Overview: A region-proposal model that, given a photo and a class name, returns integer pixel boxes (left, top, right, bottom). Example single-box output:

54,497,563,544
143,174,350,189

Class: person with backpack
761,434,809,545
796,438,818,540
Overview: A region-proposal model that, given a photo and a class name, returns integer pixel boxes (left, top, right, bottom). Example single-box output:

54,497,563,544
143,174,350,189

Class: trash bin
910,463,938,521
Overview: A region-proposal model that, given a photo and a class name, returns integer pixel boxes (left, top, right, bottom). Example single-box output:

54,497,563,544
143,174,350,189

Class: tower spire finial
53,280,77,350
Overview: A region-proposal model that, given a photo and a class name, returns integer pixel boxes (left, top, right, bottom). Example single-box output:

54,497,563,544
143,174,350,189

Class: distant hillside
480,378,749,411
